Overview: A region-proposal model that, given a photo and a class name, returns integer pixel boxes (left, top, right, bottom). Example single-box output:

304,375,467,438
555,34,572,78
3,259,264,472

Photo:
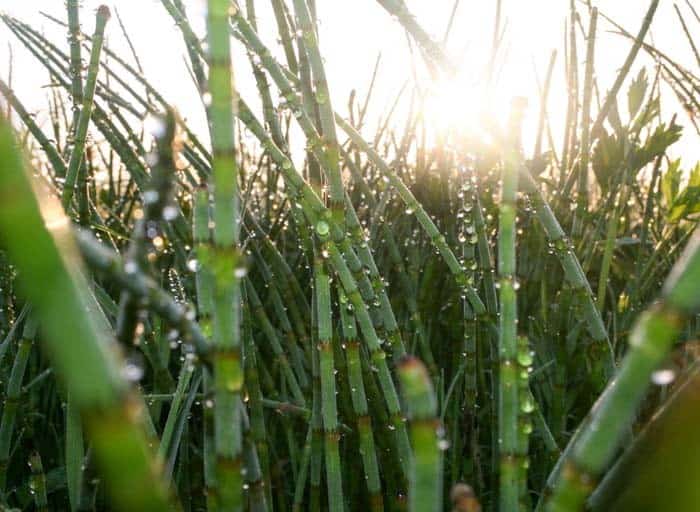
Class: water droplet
144,114,166,138
143,190,159,205
517,351,533,367
121,359,144,382
316,220,330,237
651,368,675,386
163,205,178,221
520,395,535,413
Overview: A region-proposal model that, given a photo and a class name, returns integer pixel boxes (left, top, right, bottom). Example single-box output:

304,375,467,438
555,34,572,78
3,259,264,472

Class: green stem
545,228,700,511
498,99,526,512
398,357,442,512
0,113,173,511
205,1,243,509
61,5,110,210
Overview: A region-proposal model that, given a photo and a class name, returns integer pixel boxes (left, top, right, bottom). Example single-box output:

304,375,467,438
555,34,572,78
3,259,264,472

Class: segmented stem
205,1,243,509
546,228,700,511
61,5,110,209
497,98,526,511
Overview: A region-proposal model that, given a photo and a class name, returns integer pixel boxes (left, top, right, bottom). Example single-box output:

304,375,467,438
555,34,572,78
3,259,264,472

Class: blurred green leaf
662,158,682,206
592,130,625,192
633,122,683,171
628,67,648,119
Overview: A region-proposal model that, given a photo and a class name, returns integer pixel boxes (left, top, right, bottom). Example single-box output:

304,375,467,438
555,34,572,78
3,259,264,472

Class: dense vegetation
0,0,699,510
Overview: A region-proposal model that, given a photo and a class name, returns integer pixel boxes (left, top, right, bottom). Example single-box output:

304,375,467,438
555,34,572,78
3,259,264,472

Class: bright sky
1,1,699,163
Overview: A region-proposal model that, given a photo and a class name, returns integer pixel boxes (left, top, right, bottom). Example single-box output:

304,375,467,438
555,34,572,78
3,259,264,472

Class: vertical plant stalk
242,304,273,510
399,357,442,512
61,5,110,210
560,1,579,179
521,170,614,381
589,0,659,138
339,290,383,511
0,78,67,177
314,254,343,512
66,390,84,512
498,98,526,512
65,0,83,171
291,0,345,229
116,110,176,348
545,228,700,511
66,1,82,118
336,116,485,315
573,8,598,237
459,167,480,485
205,1,243,509
0,316,35,495
516,336,534,508
28,452,48,512
0,117,172,510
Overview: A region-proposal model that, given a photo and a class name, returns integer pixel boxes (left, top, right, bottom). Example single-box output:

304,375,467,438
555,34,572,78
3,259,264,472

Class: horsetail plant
545,227,700,511
66,0,83,141
497,98,526,511
313,252,343,512
1,1,700,510
0,117,172,510
398,356,442,512
61,5,110,210
204,1,244,509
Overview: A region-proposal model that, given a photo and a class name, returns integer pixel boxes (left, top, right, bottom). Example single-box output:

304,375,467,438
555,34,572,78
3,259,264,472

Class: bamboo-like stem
545,228,700,511
314,254,343,511
116,109,176,348
270,0,298,75
0,79,67,177
232,11,485,328
588,364,700,511
339,289,383,511
245,279,306,405
242,303,273,509
459,166,480,485
234,107,411,470
66,0,83,124
516,336,533,509
589,0,659,138
521,170,614,381
28,451,48,512
399,357,442,512
61,5,110,210
572,8,597,237
336,116,485,315
498,98,526,512
291,0,345,229
74,230,210,360
205,1,243,509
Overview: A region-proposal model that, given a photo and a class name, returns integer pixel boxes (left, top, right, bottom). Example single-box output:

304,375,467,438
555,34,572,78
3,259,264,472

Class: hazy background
1,1,698,162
